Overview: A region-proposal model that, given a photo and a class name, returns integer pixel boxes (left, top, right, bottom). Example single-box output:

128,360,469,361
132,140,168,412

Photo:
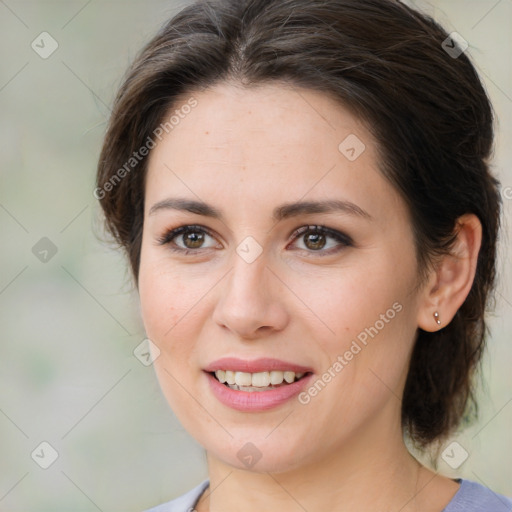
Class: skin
138,82,482,512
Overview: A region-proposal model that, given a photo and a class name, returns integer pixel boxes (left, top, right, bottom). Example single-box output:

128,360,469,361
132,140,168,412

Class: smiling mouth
209,370,312,392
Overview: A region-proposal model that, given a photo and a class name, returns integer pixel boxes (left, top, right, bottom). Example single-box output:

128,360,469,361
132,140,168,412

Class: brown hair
96,0,501,448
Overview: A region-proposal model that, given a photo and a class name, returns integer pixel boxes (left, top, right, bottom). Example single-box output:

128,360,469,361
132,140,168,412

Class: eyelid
155,224,217,247
156,223,353,255
288,225,353,247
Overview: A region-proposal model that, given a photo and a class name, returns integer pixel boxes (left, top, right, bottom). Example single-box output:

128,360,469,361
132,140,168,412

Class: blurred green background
0,1,510,510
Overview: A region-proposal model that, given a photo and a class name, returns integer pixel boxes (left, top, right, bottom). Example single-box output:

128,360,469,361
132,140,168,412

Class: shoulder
142,479,210,512
141,478,512,512
444,479,512,512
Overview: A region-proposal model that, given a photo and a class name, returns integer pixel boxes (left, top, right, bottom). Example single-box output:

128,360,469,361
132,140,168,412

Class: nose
212,253,289,340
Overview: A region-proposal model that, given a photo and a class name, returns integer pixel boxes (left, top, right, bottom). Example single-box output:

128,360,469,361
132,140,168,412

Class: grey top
143,478,512,512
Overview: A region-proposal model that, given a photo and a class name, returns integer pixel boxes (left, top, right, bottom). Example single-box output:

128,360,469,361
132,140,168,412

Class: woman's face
139,82,425,473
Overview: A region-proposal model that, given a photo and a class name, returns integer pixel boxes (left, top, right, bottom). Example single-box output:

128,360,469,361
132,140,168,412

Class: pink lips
203,357,314,412
203,357,313,374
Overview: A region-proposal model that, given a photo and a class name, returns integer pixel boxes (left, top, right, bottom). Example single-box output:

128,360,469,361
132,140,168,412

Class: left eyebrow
273,199,372,222
148,198,372,221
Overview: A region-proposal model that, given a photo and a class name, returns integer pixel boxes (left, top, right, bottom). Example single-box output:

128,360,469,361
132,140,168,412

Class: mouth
207,369,313,392
203,357,314,410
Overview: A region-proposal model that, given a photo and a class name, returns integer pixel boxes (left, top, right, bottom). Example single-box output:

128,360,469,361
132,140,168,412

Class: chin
200,433,316,475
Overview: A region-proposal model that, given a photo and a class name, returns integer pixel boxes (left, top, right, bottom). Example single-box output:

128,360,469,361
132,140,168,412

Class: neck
195,409,453,512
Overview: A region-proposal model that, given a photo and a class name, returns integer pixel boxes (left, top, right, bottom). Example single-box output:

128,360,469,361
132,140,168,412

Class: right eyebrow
148,197,372,222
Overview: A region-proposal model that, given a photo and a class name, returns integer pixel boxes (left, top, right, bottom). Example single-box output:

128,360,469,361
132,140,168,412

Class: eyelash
156,224,353,257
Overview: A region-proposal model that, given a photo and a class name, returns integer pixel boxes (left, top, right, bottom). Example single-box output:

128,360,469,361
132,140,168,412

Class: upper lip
203,357,313,374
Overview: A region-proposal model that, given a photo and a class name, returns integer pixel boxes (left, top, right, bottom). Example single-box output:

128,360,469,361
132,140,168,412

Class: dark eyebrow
273,199,371,221
148,198,372,221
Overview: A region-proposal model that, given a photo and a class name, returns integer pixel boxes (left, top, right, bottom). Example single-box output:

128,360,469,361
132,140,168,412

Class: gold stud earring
433,311,441,325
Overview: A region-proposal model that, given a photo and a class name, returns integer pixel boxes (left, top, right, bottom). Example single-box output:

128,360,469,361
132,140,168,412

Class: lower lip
205,371,313,412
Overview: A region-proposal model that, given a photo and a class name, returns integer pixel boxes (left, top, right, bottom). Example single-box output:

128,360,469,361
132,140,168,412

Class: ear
417,214,482,332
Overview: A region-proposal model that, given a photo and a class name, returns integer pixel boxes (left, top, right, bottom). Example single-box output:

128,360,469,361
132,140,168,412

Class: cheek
138,270,177,341
138,264,203,417
302,304,416,441
298,255,417,402
288,258,403,341
137,253,192,366
137,254,218,373
138,239,195,337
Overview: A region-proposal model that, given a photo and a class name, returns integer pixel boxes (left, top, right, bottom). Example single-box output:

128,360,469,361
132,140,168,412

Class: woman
95,0,512,510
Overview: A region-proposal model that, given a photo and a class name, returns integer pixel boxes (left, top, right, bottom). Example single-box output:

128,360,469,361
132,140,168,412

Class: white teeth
251,372,270,387
235,371,252,386
284,371,295,383
214,370,306,388
269,371,284,385
225,370,236,385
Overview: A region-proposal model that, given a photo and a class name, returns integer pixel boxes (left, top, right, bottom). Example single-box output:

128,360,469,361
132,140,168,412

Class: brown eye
181,230,206,249
303,232,327,251
156,225,218,253
290,225,352,255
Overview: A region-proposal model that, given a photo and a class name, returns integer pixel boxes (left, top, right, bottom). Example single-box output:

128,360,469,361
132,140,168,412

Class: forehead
154,82,370,160
144,82,403,223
